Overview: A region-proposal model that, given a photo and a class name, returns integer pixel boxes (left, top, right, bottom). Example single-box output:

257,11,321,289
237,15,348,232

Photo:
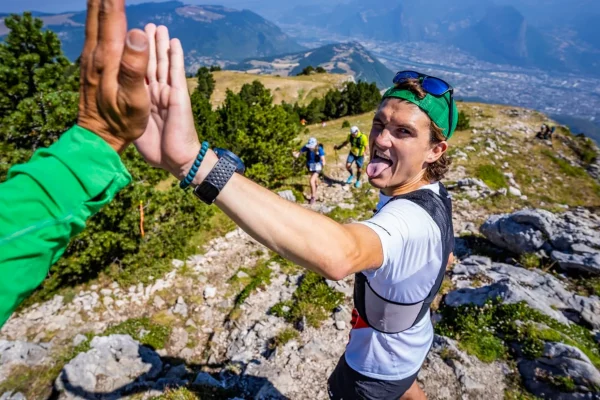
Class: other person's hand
77,0,151,153
134,25,201,178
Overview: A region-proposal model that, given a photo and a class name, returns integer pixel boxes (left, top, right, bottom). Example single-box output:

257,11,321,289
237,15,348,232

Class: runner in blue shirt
294,137,325,205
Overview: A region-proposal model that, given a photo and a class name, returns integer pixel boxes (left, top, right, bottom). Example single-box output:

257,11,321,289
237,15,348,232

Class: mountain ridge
0,1,305,66
229,42,395,89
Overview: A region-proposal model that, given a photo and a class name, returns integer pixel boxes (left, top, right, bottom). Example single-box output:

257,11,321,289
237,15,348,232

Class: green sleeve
0,125,131,327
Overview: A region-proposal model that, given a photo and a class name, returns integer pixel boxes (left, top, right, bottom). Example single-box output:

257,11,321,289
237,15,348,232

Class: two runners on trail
294,137,325,204
334,126,369,188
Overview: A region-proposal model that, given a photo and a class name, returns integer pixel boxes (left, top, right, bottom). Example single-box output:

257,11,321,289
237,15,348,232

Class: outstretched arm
334,140,349,150
135,28,384,281
0,0,151,327
204,156,382,280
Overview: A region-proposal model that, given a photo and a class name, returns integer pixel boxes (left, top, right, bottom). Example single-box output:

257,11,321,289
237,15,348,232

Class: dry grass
448,103,600,211
187,71,349,107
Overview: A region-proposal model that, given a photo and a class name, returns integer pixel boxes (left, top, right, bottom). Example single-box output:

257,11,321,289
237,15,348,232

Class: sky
0,0,318,14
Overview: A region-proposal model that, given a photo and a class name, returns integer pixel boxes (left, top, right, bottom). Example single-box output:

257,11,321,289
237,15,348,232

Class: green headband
382,87,459,139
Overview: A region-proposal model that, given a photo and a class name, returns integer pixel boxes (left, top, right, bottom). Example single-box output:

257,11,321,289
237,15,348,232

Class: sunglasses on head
393,71,454,134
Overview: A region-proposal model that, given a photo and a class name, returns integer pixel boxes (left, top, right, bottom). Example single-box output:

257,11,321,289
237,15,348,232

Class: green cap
382,87,458,139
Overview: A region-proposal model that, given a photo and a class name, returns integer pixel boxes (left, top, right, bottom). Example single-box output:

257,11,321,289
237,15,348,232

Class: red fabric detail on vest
351,308,369,330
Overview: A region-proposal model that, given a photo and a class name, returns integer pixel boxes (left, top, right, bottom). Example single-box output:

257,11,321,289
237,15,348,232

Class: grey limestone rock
55,335,162,399
481,208,600,275
448,256,600,329
518,342,600,399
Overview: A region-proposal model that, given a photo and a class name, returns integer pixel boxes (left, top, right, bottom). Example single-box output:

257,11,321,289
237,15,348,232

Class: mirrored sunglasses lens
421,77,449,95
393,71,420,83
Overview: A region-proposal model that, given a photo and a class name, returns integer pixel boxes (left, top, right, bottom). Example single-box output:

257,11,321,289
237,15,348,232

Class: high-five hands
77,0,151,153
134,24,204,180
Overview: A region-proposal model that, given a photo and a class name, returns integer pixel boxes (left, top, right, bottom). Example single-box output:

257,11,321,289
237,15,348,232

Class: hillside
0,1,305,67
187,70,352,107
229,42,395,89
2,93,600,399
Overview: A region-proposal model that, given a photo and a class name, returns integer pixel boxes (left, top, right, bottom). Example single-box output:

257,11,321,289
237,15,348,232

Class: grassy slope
187,71,350,108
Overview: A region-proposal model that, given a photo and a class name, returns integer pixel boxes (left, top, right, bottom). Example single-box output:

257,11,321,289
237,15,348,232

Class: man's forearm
215,172,382,280
0,126,131,326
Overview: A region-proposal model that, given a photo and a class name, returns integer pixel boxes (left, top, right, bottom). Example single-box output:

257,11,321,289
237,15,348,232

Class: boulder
171,296,188,318
193,372,223,388
551,251,600,275
481,208,600,275
0,340,51,383
457,178,489,190
508,186,522,197
55,335,162,399
518,342,600,399
448,256,600,329
0,393,25,400
481,213,547,254
0,340,51,368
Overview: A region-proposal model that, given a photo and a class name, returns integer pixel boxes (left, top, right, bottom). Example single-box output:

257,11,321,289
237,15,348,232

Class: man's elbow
322,268,348,282
320,252,360,281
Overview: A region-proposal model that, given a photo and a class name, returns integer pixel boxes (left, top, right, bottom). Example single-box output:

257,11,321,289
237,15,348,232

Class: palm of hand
135,24,199,177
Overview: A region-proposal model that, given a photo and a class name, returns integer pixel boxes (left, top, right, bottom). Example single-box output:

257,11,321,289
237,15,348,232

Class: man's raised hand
77,0,151,153
134,24,201,179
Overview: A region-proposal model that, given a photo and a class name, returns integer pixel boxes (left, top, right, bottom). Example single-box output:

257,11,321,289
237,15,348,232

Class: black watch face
194,181,220,204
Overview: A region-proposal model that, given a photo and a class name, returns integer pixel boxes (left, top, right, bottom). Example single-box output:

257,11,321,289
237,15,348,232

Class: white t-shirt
345,182,444,380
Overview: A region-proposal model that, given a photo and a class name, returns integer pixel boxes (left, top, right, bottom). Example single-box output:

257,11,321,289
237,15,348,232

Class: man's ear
426,141,448,163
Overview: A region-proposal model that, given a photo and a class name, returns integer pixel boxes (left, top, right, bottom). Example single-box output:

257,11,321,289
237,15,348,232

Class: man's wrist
76,123,129,154
178,148,219,188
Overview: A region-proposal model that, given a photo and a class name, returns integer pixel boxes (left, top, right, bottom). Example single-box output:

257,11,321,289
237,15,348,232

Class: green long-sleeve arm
0,125,131,327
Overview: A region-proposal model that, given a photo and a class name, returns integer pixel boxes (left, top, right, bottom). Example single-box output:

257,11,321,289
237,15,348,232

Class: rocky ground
1,103,600,399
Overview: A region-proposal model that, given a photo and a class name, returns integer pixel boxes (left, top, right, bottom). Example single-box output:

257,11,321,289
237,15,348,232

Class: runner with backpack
334,126,369,188
294,137,325,205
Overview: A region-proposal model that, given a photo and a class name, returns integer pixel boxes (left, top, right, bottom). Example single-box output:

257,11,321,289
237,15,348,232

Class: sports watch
193,148,245,205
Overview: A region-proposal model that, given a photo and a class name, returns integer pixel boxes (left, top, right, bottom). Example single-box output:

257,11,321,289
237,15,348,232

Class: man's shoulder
373,195,441,240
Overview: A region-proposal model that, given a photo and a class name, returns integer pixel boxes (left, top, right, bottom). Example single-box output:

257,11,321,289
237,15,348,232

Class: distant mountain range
280,0,600,77
0,1,305,67
230,42,395,89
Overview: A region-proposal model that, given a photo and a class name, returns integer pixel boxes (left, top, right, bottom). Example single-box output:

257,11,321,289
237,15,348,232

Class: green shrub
519,253,541,270
456,110,471,131
272,328,300,348
271,271,344,328
436,300,600,368
459,334,506,362
294,81,381,124
233,261,273,307
341,120,351,129
197,81,301,188
297,66,315,76
103,317,171,350
476,165,507,190
541,150,587,177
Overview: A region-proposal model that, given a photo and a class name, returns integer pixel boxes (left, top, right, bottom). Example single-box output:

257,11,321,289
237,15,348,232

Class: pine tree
0,12,79,149
195,66,216,100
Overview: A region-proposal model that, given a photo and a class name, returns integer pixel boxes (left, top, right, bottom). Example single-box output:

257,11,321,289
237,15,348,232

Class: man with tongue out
133,44,457,398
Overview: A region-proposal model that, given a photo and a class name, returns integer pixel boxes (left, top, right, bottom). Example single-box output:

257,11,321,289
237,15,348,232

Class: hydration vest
353,184,454,334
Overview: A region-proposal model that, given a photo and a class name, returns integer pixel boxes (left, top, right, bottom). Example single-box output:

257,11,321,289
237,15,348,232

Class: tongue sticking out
367,157,393,178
